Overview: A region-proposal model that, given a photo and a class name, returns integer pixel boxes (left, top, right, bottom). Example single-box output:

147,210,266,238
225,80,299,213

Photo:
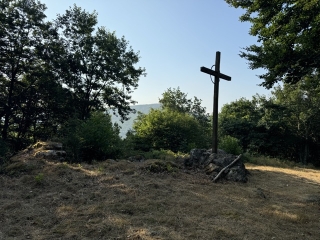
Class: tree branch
213,154,242,182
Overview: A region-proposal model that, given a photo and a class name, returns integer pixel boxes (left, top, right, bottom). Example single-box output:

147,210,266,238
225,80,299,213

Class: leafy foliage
126,88,211,153
272,76,320,164
55,5,145,120
220,77,320,166
60,112,122,163
219,97,262,150
159,87,210,127
0,1,145,153
0,0,56,141
218,135,242,155
225,0,320,88
133,109,208,153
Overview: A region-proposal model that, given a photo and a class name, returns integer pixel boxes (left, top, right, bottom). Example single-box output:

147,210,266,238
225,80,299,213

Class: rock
212,155,236,167
303,195,320,204
31,141,66,161
34,150,66,160
185,148,248,183
205,163,219,174
33,141,62,150
255,188,267,199
184,149,211,168
224,164,248,182
128,155,145,162
10,141,67,162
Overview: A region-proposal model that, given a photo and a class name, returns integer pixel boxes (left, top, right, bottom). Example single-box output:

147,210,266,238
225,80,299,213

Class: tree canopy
219,76,320,166
133,109,206,153
159,87,210,127
0,0,51,140
0,0,145,152
225,0,320,88
55,5,145,120
129,88,210,153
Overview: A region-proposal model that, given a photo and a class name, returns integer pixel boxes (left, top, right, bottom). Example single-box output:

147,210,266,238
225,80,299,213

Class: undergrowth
243,153,315,169
124,149,189,161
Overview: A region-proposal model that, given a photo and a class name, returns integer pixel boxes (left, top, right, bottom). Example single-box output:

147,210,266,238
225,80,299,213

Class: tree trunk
2,76,16,140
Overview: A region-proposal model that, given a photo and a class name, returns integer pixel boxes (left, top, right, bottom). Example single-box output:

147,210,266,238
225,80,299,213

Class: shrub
34,173,44,185
219,135,242,155
145,161,179,173
143,149,188,161
60,112,122,162
133,109,208,153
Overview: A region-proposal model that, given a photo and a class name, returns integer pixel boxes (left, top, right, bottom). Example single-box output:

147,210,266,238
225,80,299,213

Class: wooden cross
200,51,231,153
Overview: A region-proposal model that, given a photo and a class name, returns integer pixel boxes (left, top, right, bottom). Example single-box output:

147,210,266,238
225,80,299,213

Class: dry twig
213,154,242,182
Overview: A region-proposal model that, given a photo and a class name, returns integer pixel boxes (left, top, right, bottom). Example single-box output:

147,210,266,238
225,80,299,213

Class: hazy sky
41,0,271,112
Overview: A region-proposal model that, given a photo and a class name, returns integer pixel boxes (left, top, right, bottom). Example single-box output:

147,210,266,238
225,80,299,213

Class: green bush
219,135,242,155
145,161,179,173
34,173,44,185
133,109,209,153
60,112,122,163
143,149,189,161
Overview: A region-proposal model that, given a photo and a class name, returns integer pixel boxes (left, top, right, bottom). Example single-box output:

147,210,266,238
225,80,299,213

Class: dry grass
0,156,320,240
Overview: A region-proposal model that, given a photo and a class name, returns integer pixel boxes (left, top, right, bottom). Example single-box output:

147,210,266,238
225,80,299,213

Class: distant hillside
110,103,161,138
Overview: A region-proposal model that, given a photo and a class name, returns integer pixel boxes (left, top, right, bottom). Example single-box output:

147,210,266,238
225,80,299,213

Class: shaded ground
0,154,320,240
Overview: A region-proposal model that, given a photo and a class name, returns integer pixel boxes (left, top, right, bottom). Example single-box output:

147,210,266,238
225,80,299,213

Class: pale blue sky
41,0,271,112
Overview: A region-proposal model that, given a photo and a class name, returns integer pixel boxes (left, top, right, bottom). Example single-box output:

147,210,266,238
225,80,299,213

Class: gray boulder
184,148,248,183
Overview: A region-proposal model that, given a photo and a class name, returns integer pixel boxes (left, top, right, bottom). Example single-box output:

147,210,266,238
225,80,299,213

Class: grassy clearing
0,154,319,240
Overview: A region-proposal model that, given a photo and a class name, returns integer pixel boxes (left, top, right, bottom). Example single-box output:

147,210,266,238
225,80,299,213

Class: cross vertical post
213,51,221,153
200,51,231,153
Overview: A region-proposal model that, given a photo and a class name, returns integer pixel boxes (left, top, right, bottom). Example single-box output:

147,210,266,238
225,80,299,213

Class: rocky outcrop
33,142,66,161
184,149,248,182
11,141,66,162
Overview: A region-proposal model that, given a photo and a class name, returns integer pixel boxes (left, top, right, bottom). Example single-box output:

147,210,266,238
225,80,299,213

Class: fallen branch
213,154,242,182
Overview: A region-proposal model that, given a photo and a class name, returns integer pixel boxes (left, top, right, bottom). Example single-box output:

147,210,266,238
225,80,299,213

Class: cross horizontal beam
200,66,231,81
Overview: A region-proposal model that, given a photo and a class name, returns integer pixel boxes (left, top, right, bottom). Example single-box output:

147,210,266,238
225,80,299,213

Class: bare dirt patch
0,157,319,240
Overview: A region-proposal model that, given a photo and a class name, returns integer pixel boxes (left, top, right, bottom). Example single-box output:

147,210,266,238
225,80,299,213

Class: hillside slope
0,152,320,239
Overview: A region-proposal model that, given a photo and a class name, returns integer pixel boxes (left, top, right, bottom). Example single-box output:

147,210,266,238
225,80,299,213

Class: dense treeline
0,0,145,160
1,0,320,166
222,0,320,166
219,77,320,166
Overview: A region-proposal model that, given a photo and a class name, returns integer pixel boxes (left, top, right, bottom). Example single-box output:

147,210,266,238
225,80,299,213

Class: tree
133,109,207,153
0,0,53,140
60,111,122,162
219,84,320,165
55,5,146,120
17,73,72,141
219,97,262,150
225,0,320,88
272,76,320,165
1,2,146,152
159,87,210,126
219,95,294,158
158,87,211,150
